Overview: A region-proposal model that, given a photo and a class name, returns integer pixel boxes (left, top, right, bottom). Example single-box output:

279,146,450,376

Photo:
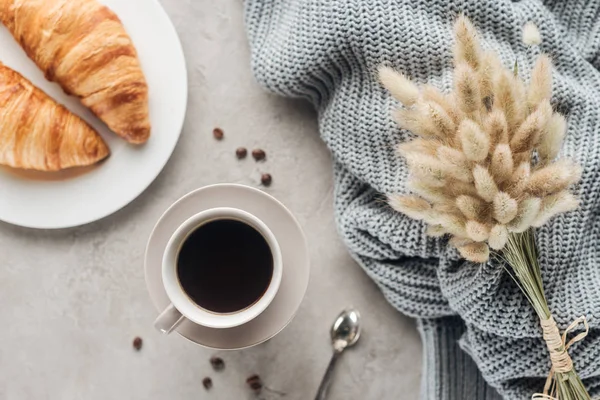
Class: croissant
0,63,109,171
0,0,151,144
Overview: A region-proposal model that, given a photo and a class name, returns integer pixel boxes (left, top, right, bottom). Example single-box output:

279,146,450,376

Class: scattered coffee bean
213,128,224,140
210,356,225,371
236,147,248,159
202,377,213,390
246,375,263,393
252,149,266,161
132,337,142,351
260,173,272,187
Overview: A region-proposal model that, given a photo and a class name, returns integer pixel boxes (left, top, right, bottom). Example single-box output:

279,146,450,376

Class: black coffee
177,219,274,313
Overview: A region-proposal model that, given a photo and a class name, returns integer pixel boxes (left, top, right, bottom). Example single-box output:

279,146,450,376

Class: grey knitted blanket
244,1,600,399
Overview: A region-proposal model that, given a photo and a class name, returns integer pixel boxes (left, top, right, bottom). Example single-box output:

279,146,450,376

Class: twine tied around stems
532,316,590,400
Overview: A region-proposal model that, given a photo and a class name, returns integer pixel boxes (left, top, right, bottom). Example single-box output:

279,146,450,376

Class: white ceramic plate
145,184,310,349
0,0,187,229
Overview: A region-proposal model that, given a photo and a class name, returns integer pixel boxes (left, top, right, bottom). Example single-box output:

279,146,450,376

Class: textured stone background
0,1,421,399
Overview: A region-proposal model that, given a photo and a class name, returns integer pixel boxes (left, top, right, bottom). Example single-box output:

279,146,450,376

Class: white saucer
144,184,310,349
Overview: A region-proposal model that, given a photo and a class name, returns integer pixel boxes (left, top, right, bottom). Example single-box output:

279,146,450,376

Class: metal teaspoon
314,308,362,400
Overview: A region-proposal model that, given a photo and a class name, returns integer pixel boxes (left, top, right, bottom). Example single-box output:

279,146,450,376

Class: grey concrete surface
0,1,422,399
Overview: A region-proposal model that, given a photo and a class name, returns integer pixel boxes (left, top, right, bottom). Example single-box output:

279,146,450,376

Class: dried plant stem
501,230,590,400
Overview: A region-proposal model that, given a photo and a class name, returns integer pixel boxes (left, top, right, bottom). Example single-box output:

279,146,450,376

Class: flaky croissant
0,63,109,171
0,0,151,144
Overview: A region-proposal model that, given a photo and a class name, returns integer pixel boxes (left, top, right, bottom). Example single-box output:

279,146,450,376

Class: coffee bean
246,375,263,392
260,173,272,187
202,377,213,390
252,149,266,161
236,147,247,159
132,337,142,351
210,356,225,371
213,128,224,140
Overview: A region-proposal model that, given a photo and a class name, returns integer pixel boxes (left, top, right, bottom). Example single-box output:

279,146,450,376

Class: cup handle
154,304,186,334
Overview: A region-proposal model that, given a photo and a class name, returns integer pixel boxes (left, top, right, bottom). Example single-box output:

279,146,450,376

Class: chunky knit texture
244,1,600,399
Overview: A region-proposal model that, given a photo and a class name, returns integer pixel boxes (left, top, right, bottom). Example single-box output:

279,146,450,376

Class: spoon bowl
330,309,361,351
315,308,362,400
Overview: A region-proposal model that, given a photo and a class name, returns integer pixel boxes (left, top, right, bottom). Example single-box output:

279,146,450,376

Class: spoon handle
314,350,342,400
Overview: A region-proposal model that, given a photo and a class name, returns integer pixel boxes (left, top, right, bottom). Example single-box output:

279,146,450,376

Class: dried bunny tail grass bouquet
380,16,590,400
379,17,580,264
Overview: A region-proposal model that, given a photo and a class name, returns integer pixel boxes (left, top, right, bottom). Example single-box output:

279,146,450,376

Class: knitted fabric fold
418,317,503,400
244,0,600,398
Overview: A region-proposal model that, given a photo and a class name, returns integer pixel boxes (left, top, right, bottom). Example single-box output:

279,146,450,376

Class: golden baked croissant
0,63,109,171
0,0,150,144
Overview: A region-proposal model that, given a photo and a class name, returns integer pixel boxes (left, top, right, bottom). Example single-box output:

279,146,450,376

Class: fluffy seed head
421,84,446,105
408,180,448,203
508,197,542,232
388,194,433,222
510,102,551,153
507,162,531,197
479,52,502,104
422,85,462,123
488,225,509,250
393,108,432,138
449,236,474,248
536,100,553,127
532,191,579,227
491,144,514,183
454,15,482,70
457,242,490,263
454,63,481,114
446,180,480,199
378,66,420,106
437,214,467,237
405,154,447,186
494,70,520,129
393,107,418,132
397,138,441,157
459,119,490,161
426,225,448,237
512,151,532,166
493,192,518,224
510,115,540,153
513,77,527,114
528,55,552,109
466,220,491,241
425,101,456,139
456,195,485,220
522,22,542,46
528,158,581,197
486,110,509,145
538,113,566,162
433,201,460,215
473,165,498,202
437,146,473,182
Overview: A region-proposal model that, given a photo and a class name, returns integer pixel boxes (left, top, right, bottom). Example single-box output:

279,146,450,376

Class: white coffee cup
154,207,283,333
